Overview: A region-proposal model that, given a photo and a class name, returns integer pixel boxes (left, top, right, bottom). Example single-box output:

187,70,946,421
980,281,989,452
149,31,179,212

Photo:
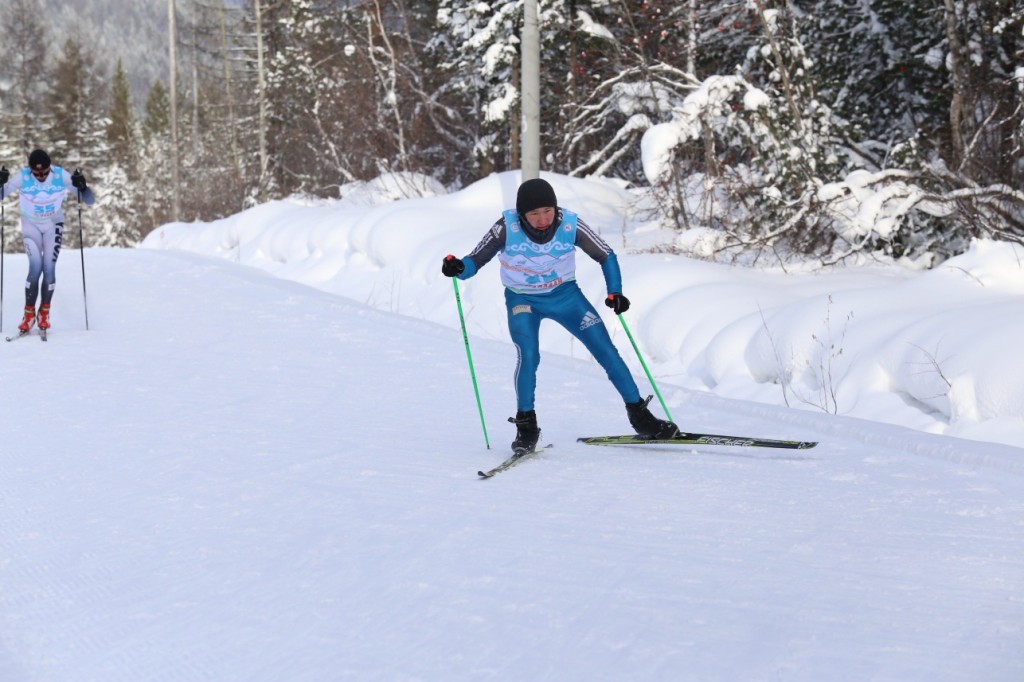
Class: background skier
0,149,95,334
442,177,678,454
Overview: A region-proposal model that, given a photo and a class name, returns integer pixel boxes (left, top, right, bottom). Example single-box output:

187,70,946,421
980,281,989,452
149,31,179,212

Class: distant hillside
43,0,168,104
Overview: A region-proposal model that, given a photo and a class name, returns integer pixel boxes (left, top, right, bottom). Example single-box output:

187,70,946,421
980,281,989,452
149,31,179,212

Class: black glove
442,254,465,277
71,169,87,191
0,167,8,185
605,293,630,314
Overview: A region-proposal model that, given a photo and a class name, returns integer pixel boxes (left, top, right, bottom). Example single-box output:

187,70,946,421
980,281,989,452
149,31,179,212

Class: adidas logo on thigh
579,311,602,331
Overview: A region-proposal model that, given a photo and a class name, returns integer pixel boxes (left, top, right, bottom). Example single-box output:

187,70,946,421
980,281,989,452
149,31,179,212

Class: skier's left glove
605,293,630,314
0,167,8,186
71,169,88,191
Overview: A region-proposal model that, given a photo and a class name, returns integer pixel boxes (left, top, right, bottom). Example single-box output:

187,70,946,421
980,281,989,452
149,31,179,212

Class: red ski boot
37,304,50,331
17,306,35,333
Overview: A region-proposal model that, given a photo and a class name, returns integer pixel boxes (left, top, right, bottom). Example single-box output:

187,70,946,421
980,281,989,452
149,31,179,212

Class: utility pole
254,0,269,202
521,0,540,180
168,0,181,221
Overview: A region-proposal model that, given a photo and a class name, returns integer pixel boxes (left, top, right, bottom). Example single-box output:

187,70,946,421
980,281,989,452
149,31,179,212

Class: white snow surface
1,171,1022,681
146,171,1024,450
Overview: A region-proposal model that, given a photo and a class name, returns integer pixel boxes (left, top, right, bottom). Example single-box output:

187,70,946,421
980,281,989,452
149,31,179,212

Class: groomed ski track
0,249,1021,682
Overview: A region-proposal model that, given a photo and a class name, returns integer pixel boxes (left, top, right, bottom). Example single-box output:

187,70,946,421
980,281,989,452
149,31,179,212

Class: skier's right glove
0,167,8,186
442,255,465,277
605,293,630,314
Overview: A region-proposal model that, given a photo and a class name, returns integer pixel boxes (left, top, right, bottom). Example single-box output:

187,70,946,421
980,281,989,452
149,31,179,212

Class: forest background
0,0,1021,268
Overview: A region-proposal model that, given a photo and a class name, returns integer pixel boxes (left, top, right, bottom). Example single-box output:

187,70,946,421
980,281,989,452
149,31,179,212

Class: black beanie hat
516,178,557,214
28,149,50,170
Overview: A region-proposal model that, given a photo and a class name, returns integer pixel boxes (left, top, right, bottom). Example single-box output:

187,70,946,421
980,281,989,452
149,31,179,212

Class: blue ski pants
505,282,641,412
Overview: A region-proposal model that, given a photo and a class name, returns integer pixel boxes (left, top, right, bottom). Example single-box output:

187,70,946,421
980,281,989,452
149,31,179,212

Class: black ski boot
509,410,541,455
626,396,681,439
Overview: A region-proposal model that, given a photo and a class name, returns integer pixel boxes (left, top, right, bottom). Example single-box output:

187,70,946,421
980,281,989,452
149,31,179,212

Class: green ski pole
617,313,673,422
452,277,490,449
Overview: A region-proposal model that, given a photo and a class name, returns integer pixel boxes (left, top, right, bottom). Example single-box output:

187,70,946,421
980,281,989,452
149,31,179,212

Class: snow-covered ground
147,171,1024,449
1,172,1022,680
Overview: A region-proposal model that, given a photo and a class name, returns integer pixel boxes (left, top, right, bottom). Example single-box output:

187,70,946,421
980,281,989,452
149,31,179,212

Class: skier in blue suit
443,178,678,454
0,149,95,333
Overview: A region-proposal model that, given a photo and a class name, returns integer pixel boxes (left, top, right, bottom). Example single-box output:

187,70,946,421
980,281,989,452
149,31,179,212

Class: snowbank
143,171,1024,449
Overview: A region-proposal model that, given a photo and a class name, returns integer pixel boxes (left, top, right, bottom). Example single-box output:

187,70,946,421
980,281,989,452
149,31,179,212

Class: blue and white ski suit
456,208,642,412
0,166,95,307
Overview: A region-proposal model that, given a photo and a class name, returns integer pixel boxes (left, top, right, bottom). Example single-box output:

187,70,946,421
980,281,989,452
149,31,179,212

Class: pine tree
137,80,174,236
433,0,530,174
88,58,143,247
91,163,141,247
0,0,51,161
107,59,136,170
143,80,171,140
47,38,108,168
556,1,698,182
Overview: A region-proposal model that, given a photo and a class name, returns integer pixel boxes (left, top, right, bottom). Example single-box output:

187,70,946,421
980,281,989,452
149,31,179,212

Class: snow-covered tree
85,60,144,247
143,80,171,141
0,0,51,164
17,0,1012,266
263,0,357,192
433,0,523,174
87,162,140,247
636,0,1024,264
558,8,698,182
136,79,174,236
107,59,136,169
47,38,109,169
169,0,262,217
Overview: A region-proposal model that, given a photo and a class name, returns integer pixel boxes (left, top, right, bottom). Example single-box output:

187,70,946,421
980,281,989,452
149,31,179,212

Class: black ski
478,444,552,479
577,433,817,450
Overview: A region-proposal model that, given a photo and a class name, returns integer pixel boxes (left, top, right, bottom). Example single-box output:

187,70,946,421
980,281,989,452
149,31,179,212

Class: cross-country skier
442,177,679,454
0,149,95,334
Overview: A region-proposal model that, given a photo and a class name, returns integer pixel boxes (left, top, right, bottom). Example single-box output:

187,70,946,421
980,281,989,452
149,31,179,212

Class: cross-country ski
477,444,553,479
577,433,818,450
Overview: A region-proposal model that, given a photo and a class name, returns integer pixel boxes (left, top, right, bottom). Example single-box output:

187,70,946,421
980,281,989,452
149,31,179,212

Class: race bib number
33,203,57,218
